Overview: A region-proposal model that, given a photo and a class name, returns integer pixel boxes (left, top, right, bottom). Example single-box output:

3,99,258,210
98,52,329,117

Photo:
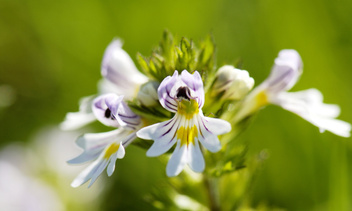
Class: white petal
275,90,351,137
203,116,232,135
98,79,133,99
275,89,340,118
166,143,188,177
71,158,108,188
311,117,351,138
137,117,180,157
60,96,96,130
101,39,147,89
116,142,126,158
136,122,160,140
87,159,109,188
196,115,230,152
60,112,96,131
265,49,303,93
68,129,125,164
106,143,126,176
188,141,205,172
107,153,118,177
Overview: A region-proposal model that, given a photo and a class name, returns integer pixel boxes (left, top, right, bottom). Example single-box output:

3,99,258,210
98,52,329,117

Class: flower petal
115,101,141,130
107,143,125,176
71,158,108,188
166,142,188,177
71,141,126,188
158,71,179,112
101,39,147,90
275,88,340,118
92,93,141,129
92,94,123,127
196,115,228,152
266,49,303,93
181,70,205,108
275,89,351,137
203,116,232,136
60,112,96,131
187,140,205,173
67,129,127,164
60,96,96,130
137,117,180,157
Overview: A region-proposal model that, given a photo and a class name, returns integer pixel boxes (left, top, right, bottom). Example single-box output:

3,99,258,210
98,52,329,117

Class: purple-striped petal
92,93,141,129
92,94,123,127
137,117,180,156
265,49,303,93
180,70,205,108
158,71,179,112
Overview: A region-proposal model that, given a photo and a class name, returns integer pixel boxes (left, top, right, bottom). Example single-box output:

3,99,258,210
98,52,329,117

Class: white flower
99,39,148,98
137,70,231,176
213,65,254,100
235,49,351,137
0,145,64,211
61,39,148,131
68,94,142,187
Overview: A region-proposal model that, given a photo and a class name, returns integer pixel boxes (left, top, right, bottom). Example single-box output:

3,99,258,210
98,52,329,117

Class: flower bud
137,81,159,106
213,65,254,100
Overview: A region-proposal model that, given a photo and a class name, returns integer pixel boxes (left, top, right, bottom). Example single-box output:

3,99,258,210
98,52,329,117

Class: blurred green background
1,0,351,210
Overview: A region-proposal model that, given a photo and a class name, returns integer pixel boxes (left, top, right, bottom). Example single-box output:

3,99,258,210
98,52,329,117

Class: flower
137,70,231,176
68,93,142,187
61,39,147,131
235,49,351,137
99,39,148,97
212,65,254,100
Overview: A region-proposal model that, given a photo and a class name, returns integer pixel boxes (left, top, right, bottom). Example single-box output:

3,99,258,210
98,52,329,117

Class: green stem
204,175,221,211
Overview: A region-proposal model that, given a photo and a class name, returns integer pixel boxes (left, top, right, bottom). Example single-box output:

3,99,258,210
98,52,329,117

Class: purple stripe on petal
160,121,177,137
200,116,212,133
119,114,139,119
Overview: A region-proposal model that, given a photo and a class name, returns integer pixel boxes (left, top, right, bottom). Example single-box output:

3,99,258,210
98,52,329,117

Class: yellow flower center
177,125,198,146
104,143,120,159
177,99,199,120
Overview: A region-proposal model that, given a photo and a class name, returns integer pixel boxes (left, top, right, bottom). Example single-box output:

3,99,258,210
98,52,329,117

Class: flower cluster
62,32,351,188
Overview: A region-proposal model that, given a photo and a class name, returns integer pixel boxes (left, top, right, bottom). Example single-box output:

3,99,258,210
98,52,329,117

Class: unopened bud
213,65,254,100
137,81,159,106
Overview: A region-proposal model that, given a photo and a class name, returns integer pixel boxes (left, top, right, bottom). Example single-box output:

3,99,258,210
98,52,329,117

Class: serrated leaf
137,53,149,74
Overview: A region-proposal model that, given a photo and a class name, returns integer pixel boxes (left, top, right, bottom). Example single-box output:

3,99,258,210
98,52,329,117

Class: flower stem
204,175,221,211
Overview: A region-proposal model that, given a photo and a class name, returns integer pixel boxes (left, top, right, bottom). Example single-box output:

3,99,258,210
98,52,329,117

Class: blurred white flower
235,49,351,137
0,145,63,211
